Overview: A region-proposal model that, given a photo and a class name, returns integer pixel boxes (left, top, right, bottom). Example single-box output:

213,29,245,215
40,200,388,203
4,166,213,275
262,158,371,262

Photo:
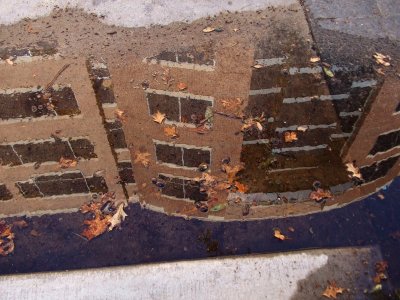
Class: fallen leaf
59,157,78,168
202,26,215,33
134,151,151,168
373,52,391,67
222,164,244,183
161,68,173,86
233,28,239,32
375,261,388,273
288,226,295,232
297,125,308,132
164,125,179,138
252,64,264,69
30,229,40,237
323,66,334,78
376,68,385,75
284,131,298,143
377,193,385,200
234,181,248,193
152,111,166,124
241,113,266,132
82,213,111,240
323,281,344,299
177,82,187,91
273,228,288,241
345,162,362,180
5,58,14,65
0,221,15,256
102,79,113,88
215,182,231,190
221,98,244,116
210,203,226,212
115,109,127,122
310,188,333,202
310,57,321,63
108,203,128,231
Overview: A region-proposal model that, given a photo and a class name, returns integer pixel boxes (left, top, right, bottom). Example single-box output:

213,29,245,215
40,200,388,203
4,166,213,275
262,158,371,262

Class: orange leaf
322,281,344,299
114,109,127,122
59,157,78,168
273,228,288,241
134,151,151,168
177,82,187,91
284,131,298,143
82,213,111,240
234,181,248,193
164,125,179,138
222,164,244,183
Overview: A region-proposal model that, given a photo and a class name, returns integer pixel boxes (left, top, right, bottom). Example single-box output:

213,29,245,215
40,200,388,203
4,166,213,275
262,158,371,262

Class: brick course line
145,88,214,102
283,94,349,103
289,66,322,75
330,133,352,139
242,139,270,145
249,87,282,95
339,111,362,117
254,57,286,66
0,54,61,65
351,80,377,88
144,58,216,72
272,144,327,153
153,139,212,151
275,123,337,132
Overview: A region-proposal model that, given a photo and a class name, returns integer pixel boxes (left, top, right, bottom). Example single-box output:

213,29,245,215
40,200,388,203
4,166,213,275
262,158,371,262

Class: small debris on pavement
115,109,127,122
373,52,391,67
202,26,215,33
322,281,344,299
310,57,321,63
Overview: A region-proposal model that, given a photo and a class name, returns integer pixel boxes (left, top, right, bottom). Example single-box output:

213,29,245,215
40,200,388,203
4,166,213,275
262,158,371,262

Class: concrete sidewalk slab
0,246,386,299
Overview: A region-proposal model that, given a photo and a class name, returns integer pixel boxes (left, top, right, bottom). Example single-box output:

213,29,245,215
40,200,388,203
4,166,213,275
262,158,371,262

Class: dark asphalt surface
0,177,399,289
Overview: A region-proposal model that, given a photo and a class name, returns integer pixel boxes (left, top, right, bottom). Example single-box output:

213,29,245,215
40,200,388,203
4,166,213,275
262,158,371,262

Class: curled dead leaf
234,181,248,193
82,213,111,241
0,221,15,256
108,203,128,231
59,156,78,168
310,57,321,63
202,26,215,33
345,162,362,180
273,228,288,241
373,52,391,67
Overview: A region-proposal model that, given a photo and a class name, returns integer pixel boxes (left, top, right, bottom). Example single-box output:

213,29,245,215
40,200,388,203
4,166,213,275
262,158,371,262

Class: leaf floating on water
310,56,321,63
0,221,15,256
152,110,166,124
273,228,288,241
108,203,128,231
288,226,295,232
323,66,334,78
82,213,111,240
322,281,344,299
202,26,215,33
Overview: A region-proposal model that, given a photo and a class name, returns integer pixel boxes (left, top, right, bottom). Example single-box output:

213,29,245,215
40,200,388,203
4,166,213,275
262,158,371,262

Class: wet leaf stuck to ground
115,109,127,122
310,56,321,63
164,125,179,138
322,281,344,299
310,188,333,202
373,52,391,66
176,82,187,91
59,157,78,168
284,131,298,143
222,163,244,184
152,111,166,124
234,181,248,193
82,213,111,241
134,151,151,168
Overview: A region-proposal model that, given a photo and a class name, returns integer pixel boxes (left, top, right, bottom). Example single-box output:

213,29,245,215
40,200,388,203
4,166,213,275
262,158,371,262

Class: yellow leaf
152,111,166,124
345,162,362,180
322,281,344,299
134,151,151,168
310,57,321,63
323,66,334,77
164,125,179,138
373,52,391,66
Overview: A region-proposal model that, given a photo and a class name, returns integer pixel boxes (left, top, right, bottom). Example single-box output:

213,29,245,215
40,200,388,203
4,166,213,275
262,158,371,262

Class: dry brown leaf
215,182,231,190
5,58,13,65
164,125,179,138
115,109,127,122
322,281,344,299
373,52,391,66
310,188,333,202
177,82,187,91
134,151,151,168
82,213,111,240
241,113,266,132
310,57,321,63
284,131,298,143
222,164,244,183
234,181,248,193
273,229,288,241
108,203,128,231
59,156,78,168
202,26,215,33
152,111,166,124
221,98,244,115
345,162,362,180
0,221,15,256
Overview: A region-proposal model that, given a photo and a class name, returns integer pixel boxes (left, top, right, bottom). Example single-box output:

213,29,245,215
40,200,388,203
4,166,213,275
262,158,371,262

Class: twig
212,110,242,120
44,63,70,92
